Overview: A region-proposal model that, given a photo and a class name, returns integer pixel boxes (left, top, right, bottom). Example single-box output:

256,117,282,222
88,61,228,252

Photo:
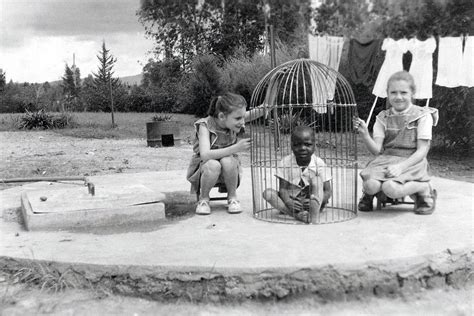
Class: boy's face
291,130,315,165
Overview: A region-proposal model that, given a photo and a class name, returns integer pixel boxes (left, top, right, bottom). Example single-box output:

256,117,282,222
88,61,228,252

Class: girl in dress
186,92,265,215
353,71,438,214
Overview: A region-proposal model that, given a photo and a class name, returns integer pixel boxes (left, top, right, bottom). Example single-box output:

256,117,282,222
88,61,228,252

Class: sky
0,0,156,83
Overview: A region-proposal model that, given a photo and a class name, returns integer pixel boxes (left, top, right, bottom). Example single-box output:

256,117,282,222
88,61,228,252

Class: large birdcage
248,59,358,224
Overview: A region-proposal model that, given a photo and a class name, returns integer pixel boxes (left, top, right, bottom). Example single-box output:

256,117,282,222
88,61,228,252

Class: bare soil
0,130,471,184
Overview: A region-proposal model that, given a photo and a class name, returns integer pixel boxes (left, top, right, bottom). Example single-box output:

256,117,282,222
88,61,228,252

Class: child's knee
381,181,400,198
201,159,221,175
363,179,381,195
220,156,238,170
262,188,277,202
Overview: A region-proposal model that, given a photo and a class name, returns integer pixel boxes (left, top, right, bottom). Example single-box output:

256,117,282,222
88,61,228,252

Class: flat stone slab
20,183,165,231
0,169,472,301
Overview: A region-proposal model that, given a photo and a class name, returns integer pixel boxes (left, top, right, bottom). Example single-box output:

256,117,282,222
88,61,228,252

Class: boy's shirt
276,153,331,188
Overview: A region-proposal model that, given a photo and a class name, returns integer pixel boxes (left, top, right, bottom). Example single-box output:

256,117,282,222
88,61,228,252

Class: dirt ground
0,280,471,315
1,130,472,183
0,130,472,313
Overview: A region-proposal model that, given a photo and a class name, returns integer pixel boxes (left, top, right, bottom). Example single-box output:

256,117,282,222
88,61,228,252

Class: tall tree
138,0,311,66
61,63,81,99
91,41,120,113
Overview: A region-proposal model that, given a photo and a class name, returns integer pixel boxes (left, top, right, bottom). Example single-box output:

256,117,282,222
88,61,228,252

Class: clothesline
309,34,473,123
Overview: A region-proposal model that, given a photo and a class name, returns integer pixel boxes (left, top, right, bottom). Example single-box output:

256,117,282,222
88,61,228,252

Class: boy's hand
286,197,303,213
234,138,252,152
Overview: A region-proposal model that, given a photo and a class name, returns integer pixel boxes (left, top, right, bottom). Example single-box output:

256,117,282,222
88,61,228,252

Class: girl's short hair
387,71,416,95
208,92,247,117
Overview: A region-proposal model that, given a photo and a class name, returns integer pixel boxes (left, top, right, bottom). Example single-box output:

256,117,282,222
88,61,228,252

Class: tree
0,69,6,92
89,41,121,114
138,0,311,67
61,63,81,99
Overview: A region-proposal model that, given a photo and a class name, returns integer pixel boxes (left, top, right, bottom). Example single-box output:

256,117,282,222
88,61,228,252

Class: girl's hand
385,164,403,178
234,138,252,152
353,117,369,136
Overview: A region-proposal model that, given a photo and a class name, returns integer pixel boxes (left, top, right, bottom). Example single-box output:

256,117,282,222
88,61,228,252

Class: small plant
151,114,173,122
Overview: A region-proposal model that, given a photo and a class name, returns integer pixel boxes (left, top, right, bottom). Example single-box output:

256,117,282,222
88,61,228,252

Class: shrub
18,110,75,130
181,54,224,117
151,114,173,121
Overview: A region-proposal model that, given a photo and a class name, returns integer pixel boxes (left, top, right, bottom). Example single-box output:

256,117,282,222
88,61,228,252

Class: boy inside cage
262,126,332,224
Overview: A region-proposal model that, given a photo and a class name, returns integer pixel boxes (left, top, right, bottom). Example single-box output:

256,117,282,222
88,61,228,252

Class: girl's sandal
414,189,437,215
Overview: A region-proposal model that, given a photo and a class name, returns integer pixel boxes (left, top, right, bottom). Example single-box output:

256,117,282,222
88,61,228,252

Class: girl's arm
385,139,430,178
353,117,384,155
244,104,266,123
198,124,251,161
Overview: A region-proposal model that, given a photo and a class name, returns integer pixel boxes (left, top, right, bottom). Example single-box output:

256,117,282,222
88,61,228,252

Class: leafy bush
181,54,224,117
220,42,300,105
18,110,75,130
151,114,173,121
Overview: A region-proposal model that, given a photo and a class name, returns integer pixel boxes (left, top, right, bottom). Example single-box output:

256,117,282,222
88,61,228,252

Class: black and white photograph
0,0,472,314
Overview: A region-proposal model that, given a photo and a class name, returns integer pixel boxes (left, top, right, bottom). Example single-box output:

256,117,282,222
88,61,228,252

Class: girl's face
388,79,413,112
219,107,246,133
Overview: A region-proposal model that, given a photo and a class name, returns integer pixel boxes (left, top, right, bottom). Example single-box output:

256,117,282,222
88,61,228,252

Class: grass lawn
0,112,198,141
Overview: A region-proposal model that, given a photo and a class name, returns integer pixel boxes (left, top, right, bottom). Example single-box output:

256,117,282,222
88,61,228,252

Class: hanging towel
308,34,329,64
407,37,436,99
326,36,345,71
346,38,383,88
325,36,344,100
372,38,408,98
435,37,463,88
461,36,474,87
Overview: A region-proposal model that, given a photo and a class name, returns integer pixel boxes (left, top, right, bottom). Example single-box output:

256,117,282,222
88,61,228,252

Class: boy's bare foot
294,211,310,224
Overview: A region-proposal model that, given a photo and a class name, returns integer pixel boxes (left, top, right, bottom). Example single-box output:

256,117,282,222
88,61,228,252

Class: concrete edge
1,247,472,302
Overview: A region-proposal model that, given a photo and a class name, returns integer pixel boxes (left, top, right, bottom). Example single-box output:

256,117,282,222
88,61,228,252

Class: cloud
0,0,155,82
1,0,145,48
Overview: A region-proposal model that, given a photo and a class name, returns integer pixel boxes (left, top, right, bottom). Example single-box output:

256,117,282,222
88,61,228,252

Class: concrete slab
0,169,472,301
20,183,165,231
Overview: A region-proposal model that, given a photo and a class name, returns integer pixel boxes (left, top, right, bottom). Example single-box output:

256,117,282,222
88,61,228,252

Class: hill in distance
46,73,143,86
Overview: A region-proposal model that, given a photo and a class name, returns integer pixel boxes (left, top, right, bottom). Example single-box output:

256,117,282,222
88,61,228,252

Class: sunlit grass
0,112,198,140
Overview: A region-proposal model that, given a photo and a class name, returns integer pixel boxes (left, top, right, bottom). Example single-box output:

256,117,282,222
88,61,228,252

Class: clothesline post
366,96,378,125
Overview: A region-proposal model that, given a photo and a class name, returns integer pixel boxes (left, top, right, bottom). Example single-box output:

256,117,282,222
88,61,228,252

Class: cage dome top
250,58,356,110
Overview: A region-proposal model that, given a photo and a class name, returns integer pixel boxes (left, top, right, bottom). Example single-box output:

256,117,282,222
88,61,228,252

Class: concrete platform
0,169,472,302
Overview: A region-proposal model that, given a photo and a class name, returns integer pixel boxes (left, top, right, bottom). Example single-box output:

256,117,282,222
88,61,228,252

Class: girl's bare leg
382,180,430,199
220,156,239,200
199,159,221,201
363,179,383,195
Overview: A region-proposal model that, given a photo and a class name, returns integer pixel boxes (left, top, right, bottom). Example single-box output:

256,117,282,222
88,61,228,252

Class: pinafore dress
360,105,438,184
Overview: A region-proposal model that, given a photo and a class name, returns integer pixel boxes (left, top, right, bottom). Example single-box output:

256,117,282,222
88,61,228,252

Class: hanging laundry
461,36,474,87
308,35,343,112
407,37,436,99
372,38,409,98
435,37,464,88
308,35,344,71
346,38,383,88
308,34,329,64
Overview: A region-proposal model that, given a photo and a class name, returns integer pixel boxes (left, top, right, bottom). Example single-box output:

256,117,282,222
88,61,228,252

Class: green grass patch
0,112,198,140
